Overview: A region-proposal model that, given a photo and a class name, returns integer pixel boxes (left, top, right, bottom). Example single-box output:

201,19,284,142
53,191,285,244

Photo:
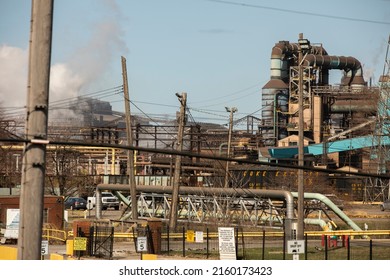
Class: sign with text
41,240,49,255
287,240,305,254
195,231,204,243
4,209,19,239
186,230,195,242
218,227,236,260
73,237,87,251
137,236,148,252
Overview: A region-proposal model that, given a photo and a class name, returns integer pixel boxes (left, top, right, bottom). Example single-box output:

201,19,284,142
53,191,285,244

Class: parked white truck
87,191,120,210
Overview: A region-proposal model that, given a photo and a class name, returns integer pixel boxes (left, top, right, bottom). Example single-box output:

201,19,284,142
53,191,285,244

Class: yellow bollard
66,239,74,256
142,254,157,260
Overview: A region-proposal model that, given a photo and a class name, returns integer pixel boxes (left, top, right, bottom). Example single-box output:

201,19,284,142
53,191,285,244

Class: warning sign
218,227,236,260
186,230,195,242
73,237,87,251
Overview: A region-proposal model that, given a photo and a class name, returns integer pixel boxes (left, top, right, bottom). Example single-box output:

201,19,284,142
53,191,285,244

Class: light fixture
298,38,311,51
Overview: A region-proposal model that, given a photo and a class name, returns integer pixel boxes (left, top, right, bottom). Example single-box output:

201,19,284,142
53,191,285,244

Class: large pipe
301,54,365,86
267,40,365,86
269,41,328,81
98,184,295,219
291,192,362,231
97,184,296,237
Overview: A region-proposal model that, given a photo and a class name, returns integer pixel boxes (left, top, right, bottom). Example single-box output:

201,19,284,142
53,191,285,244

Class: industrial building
0,36,389,204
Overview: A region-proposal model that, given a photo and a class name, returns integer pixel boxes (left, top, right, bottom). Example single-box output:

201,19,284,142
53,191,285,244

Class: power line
188,83,261,105
206,0,390,25
1,137,389,179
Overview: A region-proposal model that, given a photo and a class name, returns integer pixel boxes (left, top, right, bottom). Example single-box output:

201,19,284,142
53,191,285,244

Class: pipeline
97,184,296,238
266,40,365,87
304,218,330,231
98,184,294,220
302,54,365,86
269,41,328,82
291,192,362,231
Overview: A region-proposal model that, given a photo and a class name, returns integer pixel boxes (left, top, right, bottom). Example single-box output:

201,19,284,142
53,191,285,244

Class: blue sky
1,0,389,126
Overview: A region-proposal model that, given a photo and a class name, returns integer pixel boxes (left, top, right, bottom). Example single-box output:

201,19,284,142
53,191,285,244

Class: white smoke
0,0,128,122
363,67,375,85
0,45,85,122
49,63,83,103
0,45,28,109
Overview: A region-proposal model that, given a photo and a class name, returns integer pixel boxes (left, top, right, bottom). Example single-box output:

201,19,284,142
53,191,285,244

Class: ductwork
261,38,367,145
266,40,328,85
301,54,365,86
265,40,365,87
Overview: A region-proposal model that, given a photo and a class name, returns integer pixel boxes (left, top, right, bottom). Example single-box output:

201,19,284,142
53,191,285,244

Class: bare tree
45,145,97,198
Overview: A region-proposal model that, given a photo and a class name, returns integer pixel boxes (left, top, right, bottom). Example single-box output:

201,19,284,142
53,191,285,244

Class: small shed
0,195,64,230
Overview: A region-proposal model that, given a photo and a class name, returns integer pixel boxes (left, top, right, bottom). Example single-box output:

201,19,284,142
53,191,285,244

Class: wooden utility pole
169,92,187,230
121,56,138,220
224,107,237,188
18,0,54,260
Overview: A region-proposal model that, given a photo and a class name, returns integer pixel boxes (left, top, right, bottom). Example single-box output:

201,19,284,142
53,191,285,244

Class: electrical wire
205,0,390,26
1,137,388,179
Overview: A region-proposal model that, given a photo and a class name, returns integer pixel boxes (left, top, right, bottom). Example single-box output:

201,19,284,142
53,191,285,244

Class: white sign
137,236,148,252
41,240,49,255
195,231,203,243
218,227,236,260
287,240,305,254
4,209,19,239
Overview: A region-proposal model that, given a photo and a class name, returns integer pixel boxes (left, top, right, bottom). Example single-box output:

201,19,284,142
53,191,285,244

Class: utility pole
224,107,237,188
18,0,54,260
121,56,138,220
169,92,187,230
297,33,311,240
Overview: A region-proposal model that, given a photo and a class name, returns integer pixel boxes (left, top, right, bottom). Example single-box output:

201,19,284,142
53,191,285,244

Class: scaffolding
364,35,390,203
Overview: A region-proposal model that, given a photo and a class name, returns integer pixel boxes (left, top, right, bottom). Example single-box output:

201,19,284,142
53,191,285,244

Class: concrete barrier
0,246,17,260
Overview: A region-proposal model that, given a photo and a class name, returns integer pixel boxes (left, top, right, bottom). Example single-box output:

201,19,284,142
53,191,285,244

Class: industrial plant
1,34,389,260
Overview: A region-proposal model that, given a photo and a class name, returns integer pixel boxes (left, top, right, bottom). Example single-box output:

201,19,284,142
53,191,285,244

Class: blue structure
268,135,390,159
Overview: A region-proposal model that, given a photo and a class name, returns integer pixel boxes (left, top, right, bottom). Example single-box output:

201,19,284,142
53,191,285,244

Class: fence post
110,227,114,259
324,235,328,260
182,226,185,258
347,236,350,260
369,239,373,260
235,227,238,259
241,229,245,260
262,229,265,260
206,228,209,259
167,225,170,256
305,233,308,260
283,230,286,260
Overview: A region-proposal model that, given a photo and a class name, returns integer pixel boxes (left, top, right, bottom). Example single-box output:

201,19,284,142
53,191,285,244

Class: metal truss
121,192,286,229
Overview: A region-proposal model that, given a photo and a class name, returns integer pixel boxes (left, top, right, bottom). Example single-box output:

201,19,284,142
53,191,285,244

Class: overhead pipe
291,192,362,231
267,41,328,84
304,218,331,231
301,54,365,86
98,184,295,220
97,183,296,238
266,40,365,87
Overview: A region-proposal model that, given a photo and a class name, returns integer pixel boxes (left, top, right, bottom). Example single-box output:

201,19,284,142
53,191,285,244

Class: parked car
64,197,88,210
380,199,390,211
87,192,120,210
